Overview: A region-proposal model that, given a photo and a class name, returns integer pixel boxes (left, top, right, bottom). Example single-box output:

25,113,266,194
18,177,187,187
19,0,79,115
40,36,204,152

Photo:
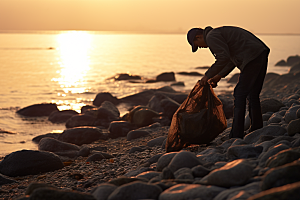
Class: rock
145,153,164,164
29,187,95,200
136,171,161,180
259,143,290,167
227,145,263,159
262,113,273,121
59,127,107,146
0,174,17,186
177,71,203,76
199,159,254,187
48,110,79,123
107,181,162,200
123,167,153,177
128,146,146,154
174,167,193,179
93,92,118,107
297,108,300,118
214,182,260,200
32,133,61,143
160,167,175,179
287,118,300,136
78,146,91,157
160,97,180,120
168,151,203,173
191,165,211,177
275,59,288,66
108,121,135,139
81,105,98,114
108,176,148,186
261,160,300,191
92,183,117,200
227,73,240,83
97,101,120,121
25,182,58,195
170,82,185,86
284,105,300,123
244,125,287,144
127,130,150,141
260,98,285,114
156,152,178,171
114,73,141,81
16,103,59,117
156,72,175,82
65,114,97,128
267,112,283,124
159,184,225,200
38,137,80,152
86,153,105,162
248,181,300,200
128,106,161,127
0,150,64,177
292,137,300,147
266,147,300,168
287,55,300,66
147,136,167,147
264,72,281,84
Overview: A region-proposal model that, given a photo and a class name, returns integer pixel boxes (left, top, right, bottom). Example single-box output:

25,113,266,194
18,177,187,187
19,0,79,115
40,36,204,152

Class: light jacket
203,26,270,78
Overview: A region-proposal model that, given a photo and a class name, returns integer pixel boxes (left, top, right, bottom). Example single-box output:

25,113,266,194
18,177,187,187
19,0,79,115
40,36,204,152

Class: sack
166,82,227,152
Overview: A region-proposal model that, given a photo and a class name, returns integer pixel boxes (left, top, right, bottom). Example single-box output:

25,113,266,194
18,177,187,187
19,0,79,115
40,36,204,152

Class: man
187,26,270,139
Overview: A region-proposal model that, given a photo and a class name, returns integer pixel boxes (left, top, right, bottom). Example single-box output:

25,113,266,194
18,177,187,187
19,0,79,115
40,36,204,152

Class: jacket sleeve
218,62,235,78
204,30,233,78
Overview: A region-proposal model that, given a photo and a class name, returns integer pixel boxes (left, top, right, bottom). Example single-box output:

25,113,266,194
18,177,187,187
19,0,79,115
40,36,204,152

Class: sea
1,31,300,157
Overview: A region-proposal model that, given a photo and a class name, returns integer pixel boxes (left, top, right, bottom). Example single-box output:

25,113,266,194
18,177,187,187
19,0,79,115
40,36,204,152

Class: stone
159,184,225,200
114,73,141,81
287,55,300,66
260,98,285,114
262,113,272,121
93,92,118,107
258,143,290,167
160,167,175,179
156,152,178,171
227,144,263,159
177,71,203,76
191,165,211,177
48,110,79,123
275,59,288,66
32,133,61,143
218,94,234,119
38,137,80,153
123,167,153,177
287,118,300,136
214,182,260,200
160,97,180,120
0,150,64,177
78,146,91,157
81,105,98,114
147,136,167,147
174,168,193,179
16,103,59,117
136,171,161,180
127,130,150,141
292,137,300,147
261,160,300,191
255,141,274,152
146,153,164,164
265,147,300,168
128,106,161,127
168,151,203,173
97,101,120,121
86,153,105,163
65,114,97,128
156,72,175,82
107,181,162,200
284,105,300,123
244,125,287,144
92,183,117,200
0,174,17,186
198,159,254,187
267,112,283,124
25,182,57,195
59,127,107,146
108,121,135,139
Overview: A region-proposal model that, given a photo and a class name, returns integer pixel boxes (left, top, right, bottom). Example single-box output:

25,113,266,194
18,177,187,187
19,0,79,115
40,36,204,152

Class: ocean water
0,31,300,157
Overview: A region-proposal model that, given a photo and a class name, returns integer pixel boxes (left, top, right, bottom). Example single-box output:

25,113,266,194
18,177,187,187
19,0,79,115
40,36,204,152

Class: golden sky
0,0,299,34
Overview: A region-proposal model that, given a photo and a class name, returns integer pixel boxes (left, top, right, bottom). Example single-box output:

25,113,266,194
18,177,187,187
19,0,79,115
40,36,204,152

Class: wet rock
93,92,119,107
65,114,97,128
260,98,285,114
108,121,135,139
266,147,300,168
0,150,64,177
59,127,107,146
147,136,167,147
214,182,260,200
284,105,300,123
107,181,162,200
198,159,254,187
38,137,80,153
159,184,225,200
287,118,300,136
177,71,203,76
48,110,79,123
191,165,211,177
227,145,263,159
168,151,203,173
244,125,287,144
156,72,175,82
16,103,59,117
114,73,142,81
127,130,150,141
0,174,17,186
156,152,178,171
92,183,117,200
32,133,61,143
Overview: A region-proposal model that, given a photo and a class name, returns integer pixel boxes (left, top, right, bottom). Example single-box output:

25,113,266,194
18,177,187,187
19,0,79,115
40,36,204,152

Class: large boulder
38,137,80,152
289,62,300,74
287,118,300,136
58,127,107,146
92,183,117,200
108,121,135,139
65,114,97,128
260,98,285,114
287,55,300,66
0,150,64,177
48,110,79,123
244,125,287,144
16,103,59,117
93,92,119,107
156,72,175,82
127,106,161,127
97,101,120,121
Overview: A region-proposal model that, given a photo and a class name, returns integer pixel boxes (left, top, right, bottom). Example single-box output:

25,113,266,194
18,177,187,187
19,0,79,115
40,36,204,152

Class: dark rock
227,73,240,83
136,171,161,180
16,103,59,117
0,150,64,177
128,146,146,154
108,177,148,186
156,152,178,171
127,106,161,127
0,174,17,186
218,94,234,119
177,71,203,76
97,101,120,121
92,183,117,200
261,98,285,114
195,66,210,69
147,136,167,147
161,167,175,179
78,146,90,157
259,143,290,167
285,105,300,123
86,153,105,162
160,97,180,120
266,147,300,168
127,130,150,141
227,145,263,159
146,153,164,164
81,105,98,114
93,92,119,107
275,59,288,66
25,182,58,195
191,165,211,177
168,151,203,173
287,55,300,66
108,121,135,139
123,167,153,177
113,73,142,81
65,114,97,128
32,133,61,143
59,127,107,146
288,118,300,136
54,151,78,158
297,108,300,118
107,181,162,200
156,72,175,82
292,137,300,147
48,110,79,123
244,125,287,144
171,82,185,86
38,137,80,152
214,182,260,200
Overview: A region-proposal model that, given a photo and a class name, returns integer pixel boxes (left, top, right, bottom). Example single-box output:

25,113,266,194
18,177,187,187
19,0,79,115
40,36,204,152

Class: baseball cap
187,28,203,52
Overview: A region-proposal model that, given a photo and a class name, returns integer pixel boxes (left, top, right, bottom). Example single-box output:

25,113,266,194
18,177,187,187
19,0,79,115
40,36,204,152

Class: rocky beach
1,55,300,200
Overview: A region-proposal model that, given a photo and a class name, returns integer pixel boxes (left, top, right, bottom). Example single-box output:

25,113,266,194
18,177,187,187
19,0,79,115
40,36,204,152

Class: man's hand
199,75,209,86
208,74,222,88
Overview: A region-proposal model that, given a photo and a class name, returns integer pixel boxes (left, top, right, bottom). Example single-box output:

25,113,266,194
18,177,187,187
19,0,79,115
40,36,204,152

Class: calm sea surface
1,31,300,156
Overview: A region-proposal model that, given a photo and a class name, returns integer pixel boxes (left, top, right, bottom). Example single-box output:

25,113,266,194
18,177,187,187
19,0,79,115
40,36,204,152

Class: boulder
93,92,118,107
0,150,64,177
108,121,135,139
58,127,107,146
267,112,283,124
266,147,300,168
177,71,203,76
16,103,59,117
214,182,260,200
38,137,80,152
168,151,203,173
86,153,105,163
147,136,167,147
25,182,58,195
127,130,150,141
0,174,17,186
156,152,178,171
260,98,285,114
107,181,162,200
32,133,61,143
244,125,287,144
65,114,97,128
136,171,161,180
227,145,263,159
284,105,300,123
159,184,225,200
92,183,117,200
127,106,161,127
48,110,79,123
287,55,300,66
275,59,288,66
160,97,180,120
97,101,120,121
287,118,300,136
258,143,290,167
191,165,211,177
81,105,98,114
156,72,175,82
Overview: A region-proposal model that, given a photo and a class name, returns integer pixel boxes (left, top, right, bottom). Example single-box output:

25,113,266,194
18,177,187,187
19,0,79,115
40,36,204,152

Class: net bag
166,82,227,152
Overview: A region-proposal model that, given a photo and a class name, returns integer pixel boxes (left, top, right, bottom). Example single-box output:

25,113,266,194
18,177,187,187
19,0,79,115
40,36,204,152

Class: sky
0,0,300,34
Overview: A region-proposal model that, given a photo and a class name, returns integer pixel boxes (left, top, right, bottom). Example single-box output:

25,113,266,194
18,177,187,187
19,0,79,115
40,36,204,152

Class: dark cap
187,28,203,52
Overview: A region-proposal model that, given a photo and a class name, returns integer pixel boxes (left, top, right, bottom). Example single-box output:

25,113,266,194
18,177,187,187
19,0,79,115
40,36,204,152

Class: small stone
287,118,300,136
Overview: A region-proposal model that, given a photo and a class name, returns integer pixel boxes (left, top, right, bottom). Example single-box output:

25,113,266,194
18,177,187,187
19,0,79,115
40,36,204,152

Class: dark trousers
230,50,269,139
